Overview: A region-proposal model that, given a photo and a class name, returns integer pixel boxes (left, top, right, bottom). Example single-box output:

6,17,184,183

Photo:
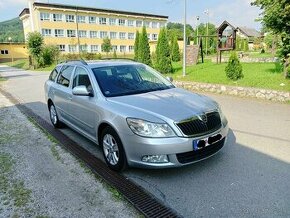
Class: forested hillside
0,18,25,42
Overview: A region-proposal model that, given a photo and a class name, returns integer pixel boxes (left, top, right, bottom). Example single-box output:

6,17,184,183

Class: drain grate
0,87,181,218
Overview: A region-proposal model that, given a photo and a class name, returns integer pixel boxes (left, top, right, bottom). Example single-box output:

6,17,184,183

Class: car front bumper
122,124,229,168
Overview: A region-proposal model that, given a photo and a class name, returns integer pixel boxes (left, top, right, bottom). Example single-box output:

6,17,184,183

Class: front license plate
193,134,222,151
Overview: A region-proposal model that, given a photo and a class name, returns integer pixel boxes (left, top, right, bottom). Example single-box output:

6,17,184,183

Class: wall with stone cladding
174,81,290,102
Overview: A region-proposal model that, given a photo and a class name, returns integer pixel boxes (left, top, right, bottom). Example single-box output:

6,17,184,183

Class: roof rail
60,59,88,65
100,58,136,62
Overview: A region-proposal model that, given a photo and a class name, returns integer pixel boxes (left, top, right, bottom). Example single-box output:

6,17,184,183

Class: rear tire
101,126,127,171
49,103,62,128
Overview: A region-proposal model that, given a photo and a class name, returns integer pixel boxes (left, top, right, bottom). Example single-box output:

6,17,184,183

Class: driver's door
70,67,97,137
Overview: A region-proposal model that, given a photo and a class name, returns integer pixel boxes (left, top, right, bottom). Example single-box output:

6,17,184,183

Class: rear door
70,66,97,137
54,65,75,122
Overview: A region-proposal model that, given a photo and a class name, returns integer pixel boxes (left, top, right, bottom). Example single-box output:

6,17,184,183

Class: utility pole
8,37,13,63
182,0,187,77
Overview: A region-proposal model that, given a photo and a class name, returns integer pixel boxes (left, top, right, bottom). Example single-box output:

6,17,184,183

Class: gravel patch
0,93,139,218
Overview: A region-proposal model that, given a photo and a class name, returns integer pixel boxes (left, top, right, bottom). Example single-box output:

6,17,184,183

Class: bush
260,48,265,53
41,45,60,66
225,52,244,80
82,52,95,60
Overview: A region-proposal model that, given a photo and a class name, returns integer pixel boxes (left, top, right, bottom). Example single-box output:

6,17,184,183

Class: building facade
0,43,28,63
19,1,168,54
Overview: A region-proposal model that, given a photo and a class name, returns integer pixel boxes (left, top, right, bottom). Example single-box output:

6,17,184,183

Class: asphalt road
1,65,290,217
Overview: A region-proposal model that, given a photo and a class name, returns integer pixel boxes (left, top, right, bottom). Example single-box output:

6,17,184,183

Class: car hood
107,88,218,122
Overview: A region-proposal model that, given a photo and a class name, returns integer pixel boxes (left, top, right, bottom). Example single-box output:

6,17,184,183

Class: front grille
176,111,222,136
176,138,225,164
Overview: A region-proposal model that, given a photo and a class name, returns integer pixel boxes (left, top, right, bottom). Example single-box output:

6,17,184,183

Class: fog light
142,155,169,163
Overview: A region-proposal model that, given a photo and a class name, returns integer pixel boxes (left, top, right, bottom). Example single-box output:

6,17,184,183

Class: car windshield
92,64,175,97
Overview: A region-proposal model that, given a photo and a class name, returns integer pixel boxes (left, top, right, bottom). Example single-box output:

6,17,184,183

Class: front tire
49,103,62,128
101,127,127,171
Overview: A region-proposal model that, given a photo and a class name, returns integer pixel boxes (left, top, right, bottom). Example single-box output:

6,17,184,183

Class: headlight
126,118,176,137
217,105,228,126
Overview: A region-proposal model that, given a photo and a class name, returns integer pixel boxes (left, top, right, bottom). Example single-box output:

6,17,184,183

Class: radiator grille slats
176,111,222,136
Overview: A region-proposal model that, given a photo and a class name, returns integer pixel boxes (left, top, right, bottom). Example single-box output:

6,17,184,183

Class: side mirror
166,76,173,82
72,86,94,97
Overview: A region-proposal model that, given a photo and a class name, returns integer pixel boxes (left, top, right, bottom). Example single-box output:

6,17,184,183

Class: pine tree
138,26,152,66
134,31,140,61
155,28,173,73
171,35,181,62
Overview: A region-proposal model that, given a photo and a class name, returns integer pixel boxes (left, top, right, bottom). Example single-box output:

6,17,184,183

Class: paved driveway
1,65,290,217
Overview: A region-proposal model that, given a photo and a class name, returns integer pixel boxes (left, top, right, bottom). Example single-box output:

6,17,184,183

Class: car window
49,68,59,81
72,67,93,91
57,65,74,87
92,64,174,97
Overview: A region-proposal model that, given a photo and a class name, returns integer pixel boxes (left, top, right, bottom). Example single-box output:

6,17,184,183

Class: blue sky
0,0,262,29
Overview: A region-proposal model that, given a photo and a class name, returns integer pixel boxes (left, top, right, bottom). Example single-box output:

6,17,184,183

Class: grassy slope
166,60,290,92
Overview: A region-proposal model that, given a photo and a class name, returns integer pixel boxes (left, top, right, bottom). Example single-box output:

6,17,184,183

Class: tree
26,31,44,67
101,37,112,57
166,22,194,40
171,35,181,62
138,26,152,66
134,31,140,61
225,52,244,81
155,28,173,73
251,0,290,59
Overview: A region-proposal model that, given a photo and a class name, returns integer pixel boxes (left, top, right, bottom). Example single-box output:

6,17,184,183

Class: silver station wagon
45,60,229,171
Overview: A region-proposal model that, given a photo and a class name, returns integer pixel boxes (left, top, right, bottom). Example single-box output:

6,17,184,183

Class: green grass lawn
1,59,55,72
166,60,290,92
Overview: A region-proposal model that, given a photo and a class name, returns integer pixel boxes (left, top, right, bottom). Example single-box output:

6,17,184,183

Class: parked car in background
45,60,229,171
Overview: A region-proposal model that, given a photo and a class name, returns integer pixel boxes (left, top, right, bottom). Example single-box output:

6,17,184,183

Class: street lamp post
182,0,187,77
8,37,13,63
196,16,200,45
204,9,209,55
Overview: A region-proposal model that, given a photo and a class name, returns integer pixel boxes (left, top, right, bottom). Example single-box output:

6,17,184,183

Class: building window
58,45,65,52
109,18,116,25
55,29,64,37
89,16,96,23
120,45,126,53
79,45,87,52
91,45,99,52
111,45,117,51
77,15,86,23
78,30,87,38
99,17,107,25
128,33,135,40
66,14,75,22
110,32,117,39
53,14,62,22
100,31,108,39
1,50,8,55
118,19,126,26
144,21,150,28
90,31,98,38
129,46,134,52
69,45,77,53
127,20,134,27
147,34,151,40
67,30,76,37
119,32,126,39
41,29,51,36
152,34,158,41
136,20,142,27
40,12,50,21
152,22,158,29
